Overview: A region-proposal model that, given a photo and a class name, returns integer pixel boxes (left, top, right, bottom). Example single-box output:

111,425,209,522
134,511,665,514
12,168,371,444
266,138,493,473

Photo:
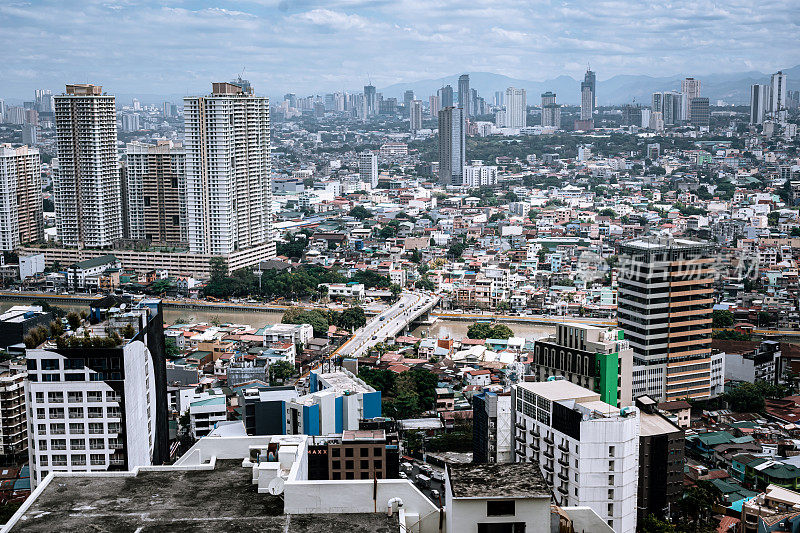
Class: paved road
338,291,431,358
402,461,445,506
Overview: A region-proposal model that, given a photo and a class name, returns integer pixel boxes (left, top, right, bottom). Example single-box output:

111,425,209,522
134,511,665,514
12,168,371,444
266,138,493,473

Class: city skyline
1,0,799,100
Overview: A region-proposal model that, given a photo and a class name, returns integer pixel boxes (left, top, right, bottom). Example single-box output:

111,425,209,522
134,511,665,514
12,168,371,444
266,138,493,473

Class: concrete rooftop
9,460,397,533
447,463,550,499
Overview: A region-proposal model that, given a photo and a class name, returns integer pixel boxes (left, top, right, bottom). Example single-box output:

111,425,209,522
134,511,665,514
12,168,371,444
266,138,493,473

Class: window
50,423,65,434
70,439,85,450
87,392,102,403
374,460,382,469
345,472,354,479
360,448,369,457
41,359,59,370
71,455,86,466
345,460,354,470
331,448,340,457
608,445,615,457
90,438,105,450
49,408,65,419
67,391,83,403
486,500,516,517
42,374,61,382
608,489,614,499
607,503,614,515
88,407,103,418
345,448,353,457
89,423,104,434
69,407,84,419
27,359,37,370
374,448,382,457
70,423,85,434
38,439,47,451
35,392,44,403
360,460,369,470
39,456,48,466
90,454,106,466
52,455,67,466
36,408,45,420
65,359,84,370
332,461,340,470
608,460,615,471
65,373,83,381
608,475,615,484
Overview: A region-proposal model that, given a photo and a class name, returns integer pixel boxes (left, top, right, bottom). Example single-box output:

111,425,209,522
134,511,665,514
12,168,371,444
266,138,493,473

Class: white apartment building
177,388,227,438
359,151,378,188
320,282,365,300
0,144,43,251
261,323,314,347
53,84,122,248
505,87,527,129
513,380,639,533
25,301,165,487
183,80,274,256
463,161,498,188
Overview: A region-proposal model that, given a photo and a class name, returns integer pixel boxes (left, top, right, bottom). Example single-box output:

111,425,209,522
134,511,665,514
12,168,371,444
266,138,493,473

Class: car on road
372,335,377,340
379,316,385,321
430,489,440,500
415,474,431,488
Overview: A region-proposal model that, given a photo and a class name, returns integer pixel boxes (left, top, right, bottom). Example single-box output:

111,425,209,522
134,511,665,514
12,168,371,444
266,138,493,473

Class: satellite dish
268,477,285,496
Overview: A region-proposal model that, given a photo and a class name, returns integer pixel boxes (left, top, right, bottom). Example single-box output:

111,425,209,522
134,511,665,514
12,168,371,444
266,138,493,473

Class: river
1,300,555,341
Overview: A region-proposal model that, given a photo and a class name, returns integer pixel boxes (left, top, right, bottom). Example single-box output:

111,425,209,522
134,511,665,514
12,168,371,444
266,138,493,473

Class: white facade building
513,380,639,533
771,71,788,122
750,84,771,124
505,87,527,129
53,84,122,248
178,388,227,438
358,151,378,188
463,161,498,187
183,81,273,256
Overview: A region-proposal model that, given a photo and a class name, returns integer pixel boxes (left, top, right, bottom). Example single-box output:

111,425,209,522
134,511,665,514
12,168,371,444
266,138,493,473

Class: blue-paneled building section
243,368,380,436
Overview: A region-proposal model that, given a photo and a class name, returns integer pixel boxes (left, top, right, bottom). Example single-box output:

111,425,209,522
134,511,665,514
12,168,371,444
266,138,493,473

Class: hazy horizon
1,0,798,101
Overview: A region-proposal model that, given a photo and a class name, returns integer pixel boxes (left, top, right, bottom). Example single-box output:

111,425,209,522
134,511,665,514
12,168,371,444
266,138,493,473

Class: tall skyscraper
53,84,122,248
0,144,43,251
689,97,710,128
505,87,527,128
458,74,470,117
619,238,715,402
681,78,701,100
429,94,440,117
439,85,454,108
494,91,504,107
438,106,465,186
581,68,596,109
652,92,682,125
125,140,186,246
25,299,169,487
541,92,561,128
580,86,593,121
403,90,414,116
770,71,788,121
183,80,273,256
34,89,53,114
359,151,378,188
363,84,377,117
409,100,423,133
22,123,38,145
750,84,771,124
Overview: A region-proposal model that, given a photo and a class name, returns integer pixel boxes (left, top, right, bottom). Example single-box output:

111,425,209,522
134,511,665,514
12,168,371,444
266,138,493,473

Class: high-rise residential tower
770,71,788,121
403,90,414,117
458,74,470,117
541,92,561,128
438,106,465,186
438,85,454,108
0,144,43,251
409,100,423,133
619,238,715,402
428,94,440,117
582,68,596,109
505,87,527,129
689,97,710,128
580,86,593,121
183,80,273,257
363,84,377,117
53,84,122,248
124,140,187,246
681,78,701,100
359,151,378,188
750,84,771,124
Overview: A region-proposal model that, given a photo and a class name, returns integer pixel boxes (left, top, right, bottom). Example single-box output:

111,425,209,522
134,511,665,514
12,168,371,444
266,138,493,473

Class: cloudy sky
1,0,798,101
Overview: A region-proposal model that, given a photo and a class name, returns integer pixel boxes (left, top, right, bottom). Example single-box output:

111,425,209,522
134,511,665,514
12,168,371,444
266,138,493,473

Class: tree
415,278,435,291
32,300,66,319
269,360,295,384
389,283,402,299
722,381,786,412
281,307,329,337
711,309,734,328
49,320,64,338
165,338,181,358
467,323,514,339
66,311,81,331
638,514,677,533
121,323,136,339
150,278,174,295
598,208,616,217
448,241,467,259
348,205,373,220
359,368,397,393
338,306,367,331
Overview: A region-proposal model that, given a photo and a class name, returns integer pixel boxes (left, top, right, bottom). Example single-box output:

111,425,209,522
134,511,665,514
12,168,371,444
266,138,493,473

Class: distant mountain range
379,66,800,106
